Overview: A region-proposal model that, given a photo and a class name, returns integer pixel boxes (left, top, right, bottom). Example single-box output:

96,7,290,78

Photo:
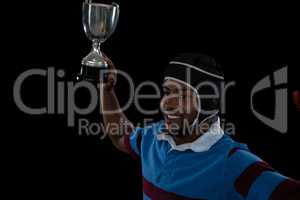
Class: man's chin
165,122,187,136
164,122,178,133
164,121,194,137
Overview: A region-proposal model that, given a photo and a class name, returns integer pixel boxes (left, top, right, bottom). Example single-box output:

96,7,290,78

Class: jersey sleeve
123,126,145,159
225,148,300,200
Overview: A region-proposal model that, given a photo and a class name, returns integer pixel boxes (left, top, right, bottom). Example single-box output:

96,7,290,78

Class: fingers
102,53,117,82
107,72,116,85
102,53,115,69
99,53,117,90
99,75,114,91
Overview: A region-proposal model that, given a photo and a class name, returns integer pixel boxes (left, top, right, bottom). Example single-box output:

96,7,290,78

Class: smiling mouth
166,115,181,119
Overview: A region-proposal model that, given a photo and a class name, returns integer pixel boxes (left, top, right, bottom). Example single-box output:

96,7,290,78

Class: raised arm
100,56,133,154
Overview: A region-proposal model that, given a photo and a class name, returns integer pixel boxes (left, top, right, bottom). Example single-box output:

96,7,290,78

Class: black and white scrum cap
164,53,224,126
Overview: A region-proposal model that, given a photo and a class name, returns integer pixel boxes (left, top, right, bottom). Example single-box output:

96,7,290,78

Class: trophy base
76,65,108,83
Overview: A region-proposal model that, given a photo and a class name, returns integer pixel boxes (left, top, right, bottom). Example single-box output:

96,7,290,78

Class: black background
5,0,299,199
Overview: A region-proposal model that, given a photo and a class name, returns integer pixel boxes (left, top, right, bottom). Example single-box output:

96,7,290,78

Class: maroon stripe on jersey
227,147,242,157
235,161,274,198
143,177,205,200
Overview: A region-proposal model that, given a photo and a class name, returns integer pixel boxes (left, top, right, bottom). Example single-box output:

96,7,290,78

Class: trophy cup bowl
77,1,119,82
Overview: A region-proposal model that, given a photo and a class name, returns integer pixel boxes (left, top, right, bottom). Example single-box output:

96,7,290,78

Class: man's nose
161,96,179,113
164,95,179,106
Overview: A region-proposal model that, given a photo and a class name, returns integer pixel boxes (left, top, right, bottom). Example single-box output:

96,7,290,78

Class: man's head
160,53,224,136
160,79,199,135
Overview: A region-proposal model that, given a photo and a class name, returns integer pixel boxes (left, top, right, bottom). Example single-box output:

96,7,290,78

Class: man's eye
180,94,192,99
163,89,170,95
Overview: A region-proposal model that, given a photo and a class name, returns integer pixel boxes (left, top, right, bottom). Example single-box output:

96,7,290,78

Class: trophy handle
112,2,119,8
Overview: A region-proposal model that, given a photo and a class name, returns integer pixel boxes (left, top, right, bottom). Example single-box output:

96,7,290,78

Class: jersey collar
156,117,224,152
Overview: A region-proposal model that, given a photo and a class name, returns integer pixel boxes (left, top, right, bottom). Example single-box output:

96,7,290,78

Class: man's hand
101,54,117,92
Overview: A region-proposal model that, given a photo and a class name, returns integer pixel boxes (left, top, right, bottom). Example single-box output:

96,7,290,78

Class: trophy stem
92,39,102,57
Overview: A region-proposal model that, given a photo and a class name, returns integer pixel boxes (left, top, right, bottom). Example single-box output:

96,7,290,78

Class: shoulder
225,139,262,173
224,139,300,199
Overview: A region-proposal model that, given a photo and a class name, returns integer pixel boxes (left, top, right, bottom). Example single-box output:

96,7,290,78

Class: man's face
160,79,199,136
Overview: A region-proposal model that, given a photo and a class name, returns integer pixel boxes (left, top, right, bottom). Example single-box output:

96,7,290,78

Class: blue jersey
124,121,300,200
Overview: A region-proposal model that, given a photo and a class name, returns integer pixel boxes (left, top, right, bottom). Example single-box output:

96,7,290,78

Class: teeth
167,115,180,119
